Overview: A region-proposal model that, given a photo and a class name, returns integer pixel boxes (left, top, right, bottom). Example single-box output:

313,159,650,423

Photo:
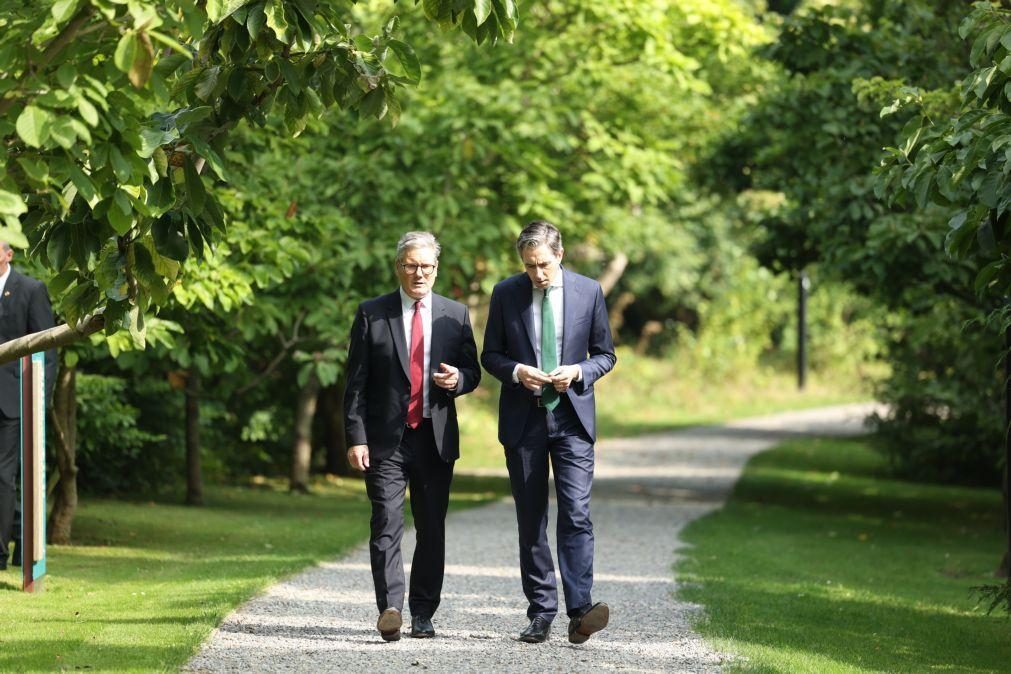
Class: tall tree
0,0,517,364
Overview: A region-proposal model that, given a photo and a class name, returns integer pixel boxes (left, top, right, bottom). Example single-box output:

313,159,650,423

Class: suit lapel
429,294,448,377
561,269,579,363
518,276,536,356
385,291,410,379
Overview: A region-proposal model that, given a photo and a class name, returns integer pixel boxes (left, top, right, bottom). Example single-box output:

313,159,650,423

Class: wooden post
20,353,46,593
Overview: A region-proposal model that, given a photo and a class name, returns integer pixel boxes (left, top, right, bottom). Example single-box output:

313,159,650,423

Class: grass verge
678,436,1009,673
457,346,871,470
0,475,509,673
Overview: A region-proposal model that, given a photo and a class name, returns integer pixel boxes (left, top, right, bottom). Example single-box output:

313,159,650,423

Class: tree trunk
290,372,321,493
47,357,77,545
608,290,636,336
597,251,628,297
185,370,203,506
322,376,353,477
635,320,663,354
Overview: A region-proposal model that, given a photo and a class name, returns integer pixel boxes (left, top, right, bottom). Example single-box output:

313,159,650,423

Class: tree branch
0,313,105,365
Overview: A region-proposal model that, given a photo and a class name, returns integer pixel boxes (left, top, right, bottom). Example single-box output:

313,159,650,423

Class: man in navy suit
0,242,57,571
344,232,480,641
482,221,616,644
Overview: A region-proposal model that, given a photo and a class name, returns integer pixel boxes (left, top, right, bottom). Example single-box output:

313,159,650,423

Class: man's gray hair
516,220,563,256
396,231,441,262
0,241,11,252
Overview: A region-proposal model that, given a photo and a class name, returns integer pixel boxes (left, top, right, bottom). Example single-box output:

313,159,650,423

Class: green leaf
153,212,189,261
49,115,77,149
207,0,256,24
148,30,192,56
264,0,291,42
48,270,77,296
979,170,1002,209
16,105,52,148
422,0,450,22
47,228,72,270
975,260,1003,294
56,63,77,88
66,163,99,205
109,145,133,182
0,227,29,249
388,39,421,84
107,191,134,235
195,66,223,101
0,190,27,217
360,87,387,120
184,158,207,213
114,33,138,74
76,96,99,126
247,2,267,40
474,0,492,26
51,0,81,22
16,158,49,185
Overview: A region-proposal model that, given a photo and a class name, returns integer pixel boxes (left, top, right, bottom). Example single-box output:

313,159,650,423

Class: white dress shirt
0,264,10,299
512,275,583,387
532,276,564,370
400,287,433,418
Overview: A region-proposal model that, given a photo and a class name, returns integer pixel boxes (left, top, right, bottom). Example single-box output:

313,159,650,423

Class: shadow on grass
0,642,183,672
679,436,1008,673
690,581,1009,673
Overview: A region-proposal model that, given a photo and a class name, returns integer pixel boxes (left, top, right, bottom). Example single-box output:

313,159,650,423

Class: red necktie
407,300,424,428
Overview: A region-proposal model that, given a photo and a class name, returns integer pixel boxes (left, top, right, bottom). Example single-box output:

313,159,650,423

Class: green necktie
541,286,559,410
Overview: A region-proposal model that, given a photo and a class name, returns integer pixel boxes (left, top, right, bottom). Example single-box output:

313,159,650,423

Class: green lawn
0,475,509,673
457,345,871,469
678,437,1010,673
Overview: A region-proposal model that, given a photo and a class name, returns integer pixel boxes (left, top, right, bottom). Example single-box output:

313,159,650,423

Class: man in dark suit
344,232,480,642
0,242,57,571
482,220,616,644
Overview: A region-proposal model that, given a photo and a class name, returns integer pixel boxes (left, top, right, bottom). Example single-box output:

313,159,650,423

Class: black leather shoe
518,616,552,643
411,614,435,638
11,544,21,567
568,602,609,644
377,607,402,642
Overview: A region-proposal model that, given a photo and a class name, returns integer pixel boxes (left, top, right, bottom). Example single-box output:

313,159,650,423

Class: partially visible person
0,242,57,571
344,232,481,641
481,220,617,644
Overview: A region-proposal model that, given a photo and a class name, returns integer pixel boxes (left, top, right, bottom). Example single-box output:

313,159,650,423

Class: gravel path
186,403,880,673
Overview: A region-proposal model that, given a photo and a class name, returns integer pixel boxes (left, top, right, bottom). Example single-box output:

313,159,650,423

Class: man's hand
517,364,554,392
433,362,459,390
548,365,581,392
348,444,370,471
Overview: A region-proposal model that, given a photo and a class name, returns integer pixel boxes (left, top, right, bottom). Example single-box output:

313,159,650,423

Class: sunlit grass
678,437,1009,673
0,476,509,673
457,345,872,469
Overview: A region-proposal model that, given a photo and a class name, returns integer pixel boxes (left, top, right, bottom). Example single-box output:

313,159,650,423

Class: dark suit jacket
344,291,480,462
0,268,57,419
481,268,616,448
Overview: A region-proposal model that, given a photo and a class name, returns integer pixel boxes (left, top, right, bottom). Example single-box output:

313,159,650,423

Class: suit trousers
505,395,595,622
364,418,454,617
0,414,20,562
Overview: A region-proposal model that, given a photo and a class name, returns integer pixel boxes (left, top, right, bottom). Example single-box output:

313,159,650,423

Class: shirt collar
399,287,430,310
0,265,11,293
540,269,564,292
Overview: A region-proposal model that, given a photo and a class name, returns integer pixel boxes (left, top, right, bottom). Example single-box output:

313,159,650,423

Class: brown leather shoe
568,602,609,644
377,607,402,642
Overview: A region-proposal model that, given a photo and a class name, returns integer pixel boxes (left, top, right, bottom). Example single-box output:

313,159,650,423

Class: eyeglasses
399,262,437,277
